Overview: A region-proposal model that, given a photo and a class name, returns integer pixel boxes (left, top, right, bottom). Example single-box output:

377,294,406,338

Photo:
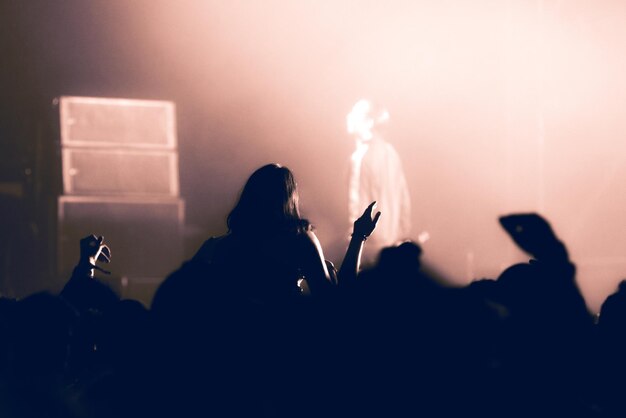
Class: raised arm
60,235,117,314
71,235,112,279
298,230,334,295
338,201,381,287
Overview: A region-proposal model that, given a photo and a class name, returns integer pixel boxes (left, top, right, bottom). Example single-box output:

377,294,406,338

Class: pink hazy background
3,0,625,312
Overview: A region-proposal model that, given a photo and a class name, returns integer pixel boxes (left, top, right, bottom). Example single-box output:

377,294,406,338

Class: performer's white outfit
349,136,411,260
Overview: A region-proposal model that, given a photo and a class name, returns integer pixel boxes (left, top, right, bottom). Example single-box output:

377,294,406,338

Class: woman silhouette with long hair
194,163,379,301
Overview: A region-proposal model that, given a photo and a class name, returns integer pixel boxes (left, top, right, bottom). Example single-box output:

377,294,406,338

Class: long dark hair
227,164,311,235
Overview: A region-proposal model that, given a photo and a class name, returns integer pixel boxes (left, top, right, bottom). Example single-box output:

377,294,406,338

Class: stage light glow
347,99,391,142
418,231,430,244
25,0,626,313
347,99,374,140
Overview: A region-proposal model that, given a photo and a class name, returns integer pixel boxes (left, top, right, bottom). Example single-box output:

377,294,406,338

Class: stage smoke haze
2,0,626,311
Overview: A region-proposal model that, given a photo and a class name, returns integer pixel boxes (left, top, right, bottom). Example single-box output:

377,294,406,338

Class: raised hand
499,213,568,261
352,201,382,241
78,235,111,275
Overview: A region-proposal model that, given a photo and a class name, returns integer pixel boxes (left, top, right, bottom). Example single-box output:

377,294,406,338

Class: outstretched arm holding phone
499,213,569,264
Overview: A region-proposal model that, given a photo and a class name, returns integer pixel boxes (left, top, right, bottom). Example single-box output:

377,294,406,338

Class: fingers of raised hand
98,244,111,263
354,202,381,237
372,211,381,226
93,236,111,263
363,211,381,235
80,235,111,263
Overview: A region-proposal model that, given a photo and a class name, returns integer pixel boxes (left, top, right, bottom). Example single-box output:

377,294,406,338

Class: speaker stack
56,96,184,305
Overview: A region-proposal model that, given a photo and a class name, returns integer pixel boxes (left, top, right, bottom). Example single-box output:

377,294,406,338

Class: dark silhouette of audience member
596,279,626,417
492,214,595,417
4,174,626,418
151,163,380,417
191,163,379,301
60,235,118,315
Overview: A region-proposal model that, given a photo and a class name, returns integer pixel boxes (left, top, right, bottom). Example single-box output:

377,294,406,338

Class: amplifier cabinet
56,195,184,293
61,148,179,197
57,96,176,149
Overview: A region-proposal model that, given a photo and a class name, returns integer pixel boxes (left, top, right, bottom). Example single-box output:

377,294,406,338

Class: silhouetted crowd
1,164,625,418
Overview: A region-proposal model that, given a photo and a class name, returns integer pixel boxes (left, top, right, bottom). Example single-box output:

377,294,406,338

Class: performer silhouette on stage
347,99,411,264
